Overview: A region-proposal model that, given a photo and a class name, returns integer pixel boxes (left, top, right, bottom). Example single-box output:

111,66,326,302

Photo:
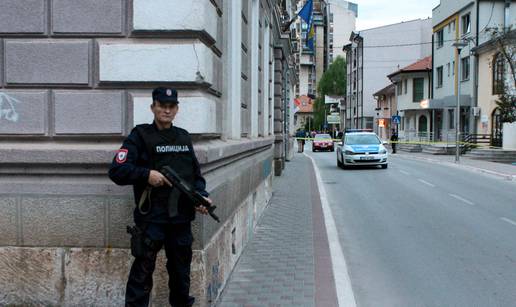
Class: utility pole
452,40,468,163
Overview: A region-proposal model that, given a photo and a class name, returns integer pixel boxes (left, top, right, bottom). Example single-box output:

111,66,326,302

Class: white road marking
304,152,357,307
449,194,475,206
418,179,435,187
501,217,516,227
399,170,410,175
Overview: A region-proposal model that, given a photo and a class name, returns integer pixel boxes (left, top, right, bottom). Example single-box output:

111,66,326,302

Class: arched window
492,53,505,95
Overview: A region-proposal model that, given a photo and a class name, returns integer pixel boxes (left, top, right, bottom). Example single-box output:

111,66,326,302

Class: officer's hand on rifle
195,197,212,215
148,170,173,187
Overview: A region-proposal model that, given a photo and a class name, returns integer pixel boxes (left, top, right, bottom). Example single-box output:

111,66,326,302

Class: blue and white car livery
336,131,388,169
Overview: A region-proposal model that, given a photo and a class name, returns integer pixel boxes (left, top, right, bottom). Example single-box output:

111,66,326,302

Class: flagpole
281,0,313,32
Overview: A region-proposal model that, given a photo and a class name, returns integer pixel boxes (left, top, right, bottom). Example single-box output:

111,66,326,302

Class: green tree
495,84,516,123
313,56,346,130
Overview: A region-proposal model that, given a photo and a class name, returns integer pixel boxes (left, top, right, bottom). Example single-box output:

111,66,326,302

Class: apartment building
472,0,515,146
325,0,357,64
295,0,356,97
343,19,432,129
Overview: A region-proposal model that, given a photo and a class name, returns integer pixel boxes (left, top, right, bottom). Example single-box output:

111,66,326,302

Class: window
448,109,455,129
446,63,450,77
404,79,408,94
493,53,505,95
413,78,424,102
397,82,402,95
436,30,444,48
437,66,443,88
450,21,455,32
452,61,455,75
461,56,470,81
462,13,471,35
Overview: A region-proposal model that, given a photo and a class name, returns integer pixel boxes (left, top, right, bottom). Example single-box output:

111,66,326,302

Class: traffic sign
392,115,401,124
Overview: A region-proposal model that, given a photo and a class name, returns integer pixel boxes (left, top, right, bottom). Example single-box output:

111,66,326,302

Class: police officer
109,87,211,307
390,129,398,154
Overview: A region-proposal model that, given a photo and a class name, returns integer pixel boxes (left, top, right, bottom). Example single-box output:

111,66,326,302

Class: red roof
296,95,313,113
388,56,432,78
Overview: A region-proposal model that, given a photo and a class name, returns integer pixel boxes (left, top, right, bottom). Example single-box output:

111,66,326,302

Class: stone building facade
0,0,297,306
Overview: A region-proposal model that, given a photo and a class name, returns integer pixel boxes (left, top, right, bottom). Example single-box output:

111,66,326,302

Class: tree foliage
312,56,346,130
495,85,516,123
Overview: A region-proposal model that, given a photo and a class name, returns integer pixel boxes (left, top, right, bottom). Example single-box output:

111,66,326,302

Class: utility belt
126,223,159,258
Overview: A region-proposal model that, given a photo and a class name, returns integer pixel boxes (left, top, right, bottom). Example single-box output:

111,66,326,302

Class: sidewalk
393,151,516,181
215,154,338,307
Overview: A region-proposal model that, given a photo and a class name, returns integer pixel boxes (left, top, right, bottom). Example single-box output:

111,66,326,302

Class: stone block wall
0,0,296,305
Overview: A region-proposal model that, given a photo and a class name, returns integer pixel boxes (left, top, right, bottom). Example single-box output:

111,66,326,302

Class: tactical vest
135,124,196,222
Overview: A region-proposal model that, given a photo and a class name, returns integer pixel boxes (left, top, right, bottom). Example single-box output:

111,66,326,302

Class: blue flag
298,0,312,24
298,0,314,51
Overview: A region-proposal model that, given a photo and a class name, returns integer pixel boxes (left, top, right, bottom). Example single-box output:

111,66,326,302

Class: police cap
152,87,179,104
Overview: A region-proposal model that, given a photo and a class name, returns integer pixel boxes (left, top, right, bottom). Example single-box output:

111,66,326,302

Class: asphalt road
305,144,516,307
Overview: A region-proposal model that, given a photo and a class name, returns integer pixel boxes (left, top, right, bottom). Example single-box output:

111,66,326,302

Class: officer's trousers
126,223,194,307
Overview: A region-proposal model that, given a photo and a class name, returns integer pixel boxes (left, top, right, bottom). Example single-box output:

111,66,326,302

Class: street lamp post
452,41,468,163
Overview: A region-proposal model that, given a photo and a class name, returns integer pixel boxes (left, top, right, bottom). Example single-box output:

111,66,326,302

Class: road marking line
418,179,435,187
449,194,475,205
501,217,516,227
399,170,410,175
304,152,357,307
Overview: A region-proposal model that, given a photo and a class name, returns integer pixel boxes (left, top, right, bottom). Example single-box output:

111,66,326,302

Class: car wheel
337,157,343,168
381,164,388,169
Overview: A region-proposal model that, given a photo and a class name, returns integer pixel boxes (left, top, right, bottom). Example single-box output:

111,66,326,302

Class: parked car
312,134,334,152
336,130,388,169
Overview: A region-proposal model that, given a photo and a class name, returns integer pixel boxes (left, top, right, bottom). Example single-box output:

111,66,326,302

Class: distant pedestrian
296,129,306,153
390,130,398,154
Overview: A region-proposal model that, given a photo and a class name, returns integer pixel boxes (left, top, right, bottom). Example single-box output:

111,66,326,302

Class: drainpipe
360,39,364,128
472,0,480,136
505,0,511,32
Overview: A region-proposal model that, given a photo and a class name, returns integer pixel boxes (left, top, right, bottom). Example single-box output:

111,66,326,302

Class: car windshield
315,134,331,140
345,134,380,145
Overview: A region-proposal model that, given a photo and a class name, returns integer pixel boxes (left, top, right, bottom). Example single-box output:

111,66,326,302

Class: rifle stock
160,166,220,223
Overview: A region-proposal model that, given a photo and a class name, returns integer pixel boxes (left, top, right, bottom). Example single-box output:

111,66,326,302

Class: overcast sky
354,0,441,31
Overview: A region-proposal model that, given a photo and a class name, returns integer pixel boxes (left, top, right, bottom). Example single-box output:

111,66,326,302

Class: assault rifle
160,166,220,223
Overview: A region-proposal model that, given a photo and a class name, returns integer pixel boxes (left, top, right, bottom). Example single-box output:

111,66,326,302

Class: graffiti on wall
0,93,20,122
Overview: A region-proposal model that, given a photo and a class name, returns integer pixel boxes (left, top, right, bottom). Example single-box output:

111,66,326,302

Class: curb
395,154,516,182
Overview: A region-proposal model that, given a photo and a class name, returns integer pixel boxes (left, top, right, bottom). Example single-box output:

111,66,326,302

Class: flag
298,0,314,51
293,98,301,113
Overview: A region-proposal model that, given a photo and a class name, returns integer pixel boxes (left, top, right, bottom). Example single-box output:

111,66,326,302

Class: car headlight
379,149,387,154
344,150,354,155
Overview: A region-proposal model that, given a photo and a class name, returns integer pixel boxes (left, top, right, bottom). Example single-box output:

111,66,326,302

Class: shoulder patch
115,149,128,163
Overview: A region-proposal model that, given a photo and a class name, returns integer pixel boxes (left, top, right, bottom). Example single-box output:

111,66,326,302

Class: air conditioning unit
472,107,481,116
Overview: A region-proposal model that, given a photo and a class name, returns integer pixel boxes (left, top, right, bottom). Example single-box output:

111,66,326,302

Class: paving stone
216,156,317,306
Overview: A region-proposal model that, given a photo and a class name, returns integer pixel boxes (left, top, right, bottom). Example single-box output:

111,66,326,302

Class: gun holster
127,224,155,258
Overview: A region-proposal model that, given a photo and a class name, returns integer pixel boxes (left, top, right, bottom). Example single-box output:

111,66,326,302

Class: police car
336,129,388,169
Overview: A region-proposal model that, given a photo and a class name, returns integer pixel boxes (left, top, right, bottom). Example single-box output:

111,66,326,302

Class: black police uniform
108,88,208,307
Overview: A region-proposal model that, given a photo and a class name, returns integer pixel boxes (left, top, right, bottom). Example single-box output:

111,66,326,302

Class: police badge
116,149,128,163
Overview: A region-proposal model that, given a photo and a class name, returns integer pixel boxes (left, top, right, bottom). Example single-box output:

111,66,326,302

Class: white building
325,0,357,63
343,19,433,129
